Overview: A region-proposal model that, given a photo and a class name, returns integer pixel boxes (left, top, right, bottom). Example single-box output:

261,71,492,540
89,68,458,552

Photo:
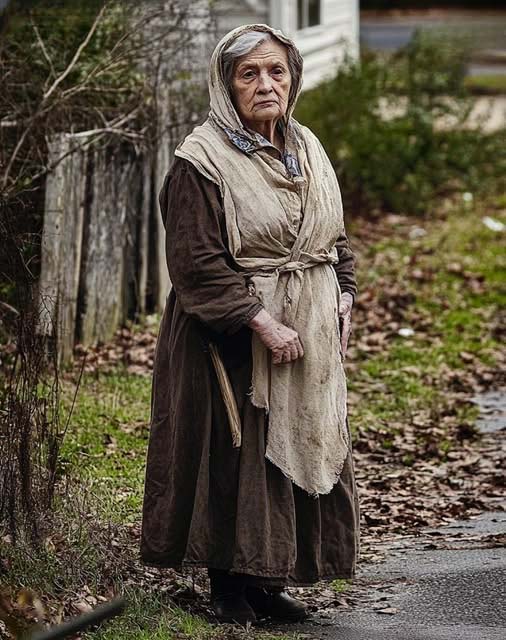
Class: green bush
295,31,506,215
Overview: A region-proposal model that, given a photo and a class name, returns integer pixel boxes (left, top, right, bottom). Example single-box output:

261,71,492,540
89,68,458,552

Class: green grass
83,594,214,640
347,197,505,444
85,597,300,640
1,550,300,640
60,370,152,523
465,74,506,95
330,579,351,594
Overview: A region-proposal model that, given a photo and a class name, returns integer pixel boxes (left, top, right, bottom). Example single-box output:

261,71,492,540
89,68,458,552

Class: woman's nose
257,71,273,93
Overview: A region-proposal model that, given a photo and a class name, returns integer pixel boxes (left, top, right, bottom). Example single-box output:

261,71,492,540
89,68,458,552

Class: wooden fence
37,1,214,363
37,134,157,363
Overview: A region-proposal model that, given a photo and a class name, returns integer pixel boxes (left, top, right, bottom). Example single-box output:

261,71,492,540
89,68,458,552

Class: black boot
245,586,309,622
208,569,257,625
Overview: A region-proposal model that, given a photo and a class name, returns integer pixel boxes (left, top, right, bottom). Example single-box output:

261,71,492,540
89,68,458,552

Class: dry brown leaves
73,321,158,376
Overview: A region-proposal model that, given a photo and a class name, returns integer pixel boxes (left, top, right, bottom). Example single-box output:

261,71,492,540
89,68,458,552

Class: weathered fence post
38,134,86,363
77,143,140,346
38,136,146,361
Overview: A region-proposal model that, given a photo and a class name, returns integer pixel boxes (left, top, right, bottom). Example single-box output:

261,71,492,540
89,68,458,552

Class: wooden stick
208,342,242,448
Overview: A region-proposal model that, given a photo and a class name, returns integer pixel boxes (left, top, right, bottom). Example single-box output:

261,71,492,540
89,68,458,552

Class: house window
297,0,321,30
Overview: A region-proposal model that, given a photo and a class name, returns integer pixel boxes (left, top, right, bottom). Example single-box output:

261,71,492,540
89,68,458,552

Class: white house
213,0,360,89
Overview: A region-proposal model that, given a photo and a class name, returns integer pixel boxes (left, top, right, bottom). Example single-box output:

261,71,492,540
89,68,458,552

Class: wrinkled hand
248,309,304,365
338,292,354,359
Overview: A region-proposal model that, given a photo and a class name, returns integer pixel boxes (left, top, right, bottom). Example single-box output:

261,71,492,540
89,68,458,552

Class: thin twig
59,353,86,443
31,18,56,84
43,2,109,102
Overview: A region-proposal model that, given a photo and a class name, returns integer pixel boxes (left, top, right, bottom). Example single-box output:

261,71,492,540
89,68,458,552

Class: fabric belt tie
246,250,339,325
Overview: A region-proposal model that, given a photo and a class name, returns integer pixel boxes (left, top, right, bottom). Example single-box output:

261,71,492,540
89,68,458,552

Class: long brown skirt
141,299,361,586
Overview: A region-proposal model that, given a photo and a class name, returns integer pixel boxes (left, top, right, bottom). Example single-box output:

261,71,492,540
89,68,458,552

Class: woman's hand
338,292,354,359
248,309,304,364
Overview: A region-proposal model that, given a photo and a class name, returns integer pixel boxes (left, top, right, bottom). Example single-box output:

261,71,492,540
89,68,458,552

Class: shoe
209,569,257,626
211,593,257,625
245,586,309,622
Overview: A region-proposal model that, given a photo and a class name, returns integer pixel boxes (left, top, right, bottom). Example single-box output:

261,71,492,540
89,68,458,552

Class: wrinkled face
230,38,292,128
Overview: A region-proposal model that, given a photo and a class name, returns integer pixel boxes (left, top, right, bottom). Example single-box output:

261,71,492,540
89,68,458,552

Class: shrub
295,31,506,215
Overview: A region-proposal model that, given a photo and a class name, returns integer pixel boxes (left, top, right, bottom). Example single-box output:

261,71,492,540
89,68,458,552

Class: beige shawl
175,24,349,496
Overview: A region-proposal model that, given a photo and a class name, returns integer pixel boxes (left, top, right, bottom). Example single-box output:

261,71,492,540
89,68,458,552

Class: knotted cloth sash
240,247,340,337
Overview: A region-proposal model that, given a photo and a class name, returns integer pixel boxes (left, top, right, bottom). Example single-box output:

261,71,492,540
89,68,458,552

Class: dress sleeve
160,157,264,335
333,230,358,302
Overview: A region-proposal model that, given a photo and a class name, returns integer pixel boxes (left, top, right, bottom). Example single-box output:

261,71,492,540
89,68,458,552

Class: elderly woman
141,24,360,625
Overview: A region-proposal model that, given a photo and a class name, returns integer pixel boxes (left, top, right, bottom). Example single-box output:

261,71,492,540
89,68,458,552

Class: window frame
297,0,322,31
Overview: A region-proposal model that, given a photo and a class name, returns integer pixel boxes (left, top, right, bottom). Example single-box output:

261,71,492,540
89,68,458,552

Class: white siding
213,0,269,38
269,0,359,90
213,0,359,91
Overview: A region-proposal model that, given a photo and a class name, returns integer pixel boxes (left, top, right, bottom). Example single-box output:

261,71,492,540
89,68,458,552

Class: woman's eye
272,68,284,75
243,71,255,79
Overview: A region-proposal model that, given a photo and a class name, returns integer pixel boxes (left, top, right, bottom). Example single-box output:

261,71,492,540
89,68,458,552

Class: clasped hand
248,309,303,364
249,293,354,364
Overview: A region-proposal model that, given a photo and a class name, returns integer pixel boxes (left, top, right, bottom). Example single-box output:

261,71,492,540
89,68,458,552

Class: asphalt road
279,390,506,640
360,12,506,77
360,13,506,52
284,511,506,640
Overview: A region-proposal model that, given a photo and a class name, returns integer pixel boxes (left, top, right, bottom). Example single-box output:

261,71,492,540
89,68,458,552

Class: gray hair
221,30,301,107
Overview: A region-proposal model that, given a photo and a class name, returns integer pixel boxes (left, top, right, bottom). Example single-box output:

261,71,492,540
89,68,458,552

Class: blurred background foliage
295,31,506,215
1,0,149,170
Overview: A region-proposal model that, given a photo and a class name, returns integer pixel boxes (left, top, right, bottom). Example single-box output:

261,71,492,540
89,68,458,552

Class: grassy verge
348,196,504,447
82,591,299,640
1,197,504,638
60,370,152,524
465,74,506,95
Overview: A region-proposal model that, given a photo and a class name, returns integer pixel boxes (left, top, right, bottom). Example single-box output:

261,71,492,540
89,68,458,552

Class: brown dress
140,157,360,586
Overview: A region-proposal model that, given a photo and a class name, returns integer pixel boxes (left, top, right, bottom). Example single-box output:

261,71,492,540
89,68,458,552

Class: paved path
278,389,506,639
288,513,506,639
360,12,506,53
360,11,506,77
315,515,506,639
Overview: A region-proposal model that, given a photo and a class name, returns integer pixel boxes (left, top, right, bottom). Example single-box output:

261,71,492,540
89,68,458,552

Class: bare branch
0,301,20,317
11,107,143,193
1,3,112,188
1,0,212,196
31,18,56,85
1,120,35,190
42,2,109,102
